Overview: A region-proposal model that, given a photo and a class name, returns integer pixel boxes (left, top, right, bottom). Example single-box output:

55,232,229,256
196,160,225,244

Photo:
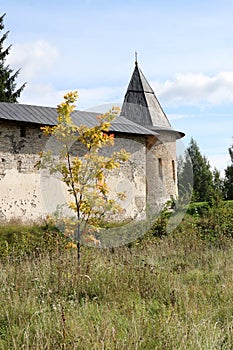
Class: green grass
1,209,233,349
0,221,67,258
187,199,233,217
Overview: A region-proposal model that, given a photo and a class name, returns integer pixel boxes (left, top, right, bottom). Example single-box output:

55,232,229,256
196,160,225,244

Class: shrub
0,222,67,259
186,202,210,217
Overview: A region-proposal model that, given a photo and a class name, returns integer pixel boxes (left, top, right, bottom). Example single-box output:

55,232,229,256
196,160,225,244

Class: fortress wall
0,121,147,221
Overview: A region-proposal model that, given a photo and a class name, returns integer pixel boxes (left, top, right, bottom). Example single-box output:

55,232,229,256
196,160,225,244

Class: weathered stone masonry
146,132,178,212
0,120,148,221
0,120,45,220
0,61,185,221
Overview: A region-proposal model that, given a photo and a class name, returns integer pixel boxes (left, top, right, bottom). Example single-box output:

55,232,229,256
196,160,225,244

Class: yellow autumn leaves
38,91,130,244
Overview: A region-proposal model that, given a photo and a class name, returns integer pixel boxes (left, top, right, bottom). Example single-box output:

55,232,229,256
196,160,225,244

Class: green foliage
187,201,210,216
1,212,233,348
196,200,233,242
146,205,171,238
39,92,129,230
212,167,224,199
179,138,226,204
0,13,26,102
230,147,233,162
0,222,67,259
187,138,214,202
38,92,130,266
226,200,233,209
224,143,233,200
224,165,233,199
177,152,194,208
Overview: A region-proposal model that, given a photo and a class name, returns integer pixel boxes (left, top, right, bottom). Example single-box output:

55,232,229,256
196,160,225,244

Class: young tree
0,13,26,102
38,91,130,268
185,138,214,202
224,142,233,200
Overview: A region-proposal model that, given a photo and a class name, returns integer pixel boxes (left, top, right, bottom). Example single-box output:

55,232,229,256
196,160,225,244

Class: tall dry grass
1,210,233,349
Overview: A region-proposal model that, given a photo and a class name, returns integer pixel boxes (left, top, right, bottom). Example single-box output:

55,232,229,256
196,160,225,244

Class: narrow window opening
172,160,176,182
17,160,22,173
158,158,163,179
20,126,26,137
1,158,5,162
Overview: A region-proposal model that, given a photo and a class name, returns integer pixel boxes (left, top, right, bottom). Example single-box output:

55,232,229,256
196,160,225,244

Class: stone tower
120,60,185,212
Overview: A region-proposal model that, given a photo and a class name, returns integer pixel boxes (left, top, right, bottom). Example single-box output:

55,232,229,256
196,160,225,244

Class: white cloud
19,83,65,107
78,86,123,110
7,40,59,81
85,103,122,113
19,83,123,110
18,70,233,111
152,72,233,106
208,154,231,177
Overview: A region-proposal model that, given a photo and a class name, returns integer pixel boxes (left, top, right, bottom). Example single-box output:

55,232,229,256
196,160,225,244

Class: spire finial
135,51,138,66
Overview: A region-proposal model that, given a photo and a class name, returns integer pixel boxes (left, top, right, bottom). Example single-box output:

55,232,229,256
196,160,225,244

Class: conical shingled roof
126,63,154,94
121,62,184,139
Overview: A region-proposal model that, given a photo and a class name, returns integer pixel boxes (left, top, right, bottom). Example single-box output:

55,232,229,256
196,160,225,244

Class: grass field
1,203,233,349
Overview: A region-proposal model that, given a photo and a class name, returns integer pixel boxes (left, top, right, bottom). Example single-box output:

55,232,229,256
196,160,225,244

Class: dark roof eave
150,126,185,139
0,116,158,136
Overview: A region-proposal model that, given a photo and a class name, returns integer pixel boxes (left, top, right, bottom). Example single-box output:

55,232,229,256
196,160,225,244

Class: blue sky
2,0,233,175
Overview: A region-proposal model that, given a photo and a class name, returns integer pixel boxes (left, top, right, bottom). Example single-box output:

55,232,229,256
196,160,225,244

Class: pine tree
229,143,233,162
0,13,26,102
185,138,214,202
224,142,233,200
212,167,224,199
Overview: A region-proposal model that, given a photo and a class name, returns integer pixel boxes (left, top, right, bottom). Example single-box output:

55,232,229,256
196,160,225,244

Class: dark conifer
186,138,214,202
0,13,26,102
224,142,233,200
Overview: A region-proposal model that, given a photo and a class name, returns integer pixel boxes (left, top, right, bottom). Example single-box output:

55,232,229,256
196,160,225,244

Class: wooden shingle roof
121,62,184,139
